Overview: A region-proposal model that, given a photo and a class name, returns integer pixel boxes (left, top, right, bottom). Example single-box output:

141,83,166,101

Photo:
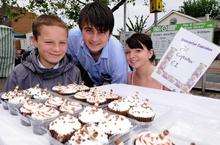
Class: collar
80,39,109,59
37,56,59,69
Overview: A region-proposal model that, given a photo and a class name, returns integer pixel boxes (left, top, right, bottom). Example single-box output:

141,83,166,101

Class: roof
157,10,201,24
146,10,202,31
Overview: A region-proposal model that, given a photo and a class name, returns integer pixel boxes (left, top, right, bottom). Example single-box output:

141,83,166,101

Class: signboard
150,0,163,13
151,21,215,59
151,28,220,93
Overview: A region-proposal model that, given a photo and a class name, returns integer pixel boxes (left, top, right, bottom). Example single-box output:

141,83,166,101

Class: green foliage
126,15,149,33
1,0,150,27
180,0,220,18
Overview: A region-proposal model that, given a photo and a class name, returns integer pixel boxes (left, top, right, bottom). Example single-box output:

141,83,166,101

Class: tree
180,0,220,18
126,15,149,33
1,0,142,26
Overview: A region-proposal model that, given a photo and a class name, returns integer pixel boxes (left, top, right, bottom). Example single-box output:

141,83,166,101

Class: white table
0,84,220,145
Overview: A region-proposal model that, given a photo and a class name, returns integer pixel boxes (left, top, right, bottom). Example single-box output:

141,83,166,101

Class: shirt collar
80,39,109,59
37,56,59,69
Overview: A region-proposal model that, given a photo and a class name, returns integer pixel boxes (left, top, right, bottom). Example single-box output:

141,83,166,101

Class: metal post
201,14,210,95
154,12,158,26
123,1,127,32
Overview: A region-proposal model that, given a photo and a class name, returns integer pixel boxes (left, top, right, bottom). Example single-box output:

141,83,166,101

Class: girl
125,33,165,90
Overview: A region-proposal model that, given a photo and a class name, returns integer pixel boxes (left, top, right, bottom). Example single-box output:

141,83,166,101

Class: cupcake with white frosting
74,91,91,101
59,100,82,115
98,114,133,136
45,96,65,108
128,105,155,122
67,124,108,145
49,114,81,143
134,130,174,145
107,99,130,116
30,106,60,135
78,106,106,124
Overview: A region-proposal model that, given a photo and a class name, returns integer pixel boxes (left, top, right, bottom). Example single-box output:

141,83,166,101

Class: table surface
0,84,220,145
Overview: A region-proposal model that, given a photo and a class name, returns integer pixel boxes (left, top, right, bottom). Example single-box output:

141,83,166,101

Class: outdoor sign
150,0,163,13
151,28,220,93
151,21,215,59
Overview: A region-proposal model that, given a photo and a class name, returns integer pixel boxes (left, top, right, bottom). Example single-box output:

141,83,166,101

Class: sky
17,0,186,35
112,0,186,35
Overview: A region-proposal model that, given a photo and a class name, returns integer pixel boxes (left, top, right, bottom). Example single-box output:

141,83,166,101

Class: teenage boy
68,2,128,86
4,14,81,91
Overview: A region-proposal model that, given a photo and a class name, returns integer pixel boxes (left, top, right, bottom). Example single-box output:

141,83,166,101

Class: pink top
128,71,165,90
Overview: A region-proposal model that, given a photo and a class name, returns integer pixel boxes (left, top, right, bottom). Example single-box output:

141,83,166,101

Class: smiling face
125,46,153,69
82,25,110,55
33,25,67,68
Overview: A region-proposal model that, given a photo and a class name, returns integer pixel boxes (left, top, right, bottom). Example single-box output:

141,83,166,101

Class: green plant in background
126,15,149,33
180,0,220,18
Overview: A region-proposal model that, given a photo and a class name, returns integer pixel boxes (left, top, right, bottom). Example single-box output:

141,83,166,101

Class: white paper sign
151,28,220,93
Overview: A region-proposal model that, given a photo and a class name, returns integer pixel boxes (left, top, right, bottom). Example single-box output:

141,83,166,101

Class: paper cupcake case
17,110,32,126
7,102,23,115
1,99,9,110
30,114,60,135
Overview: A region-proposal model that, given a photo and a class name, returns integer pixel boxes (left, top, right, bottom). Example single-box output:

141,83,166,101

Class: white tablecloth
0,84,220,145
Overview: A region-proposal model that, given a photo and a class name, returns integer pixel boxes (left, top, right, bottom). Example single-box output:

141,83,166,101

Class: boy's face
82,25,110,55
33,25,67,68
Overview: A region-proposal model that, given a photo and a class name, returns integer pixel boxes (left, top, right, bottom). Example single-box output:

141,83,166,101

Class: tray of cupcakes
17,96,84,135
105,92,157,124
47,104,138,145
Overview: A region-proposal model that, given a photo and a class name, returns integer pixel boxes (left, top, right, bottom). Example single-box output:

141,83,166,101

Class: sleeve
110,39,128,84
4,70,19,92
67,29,80,64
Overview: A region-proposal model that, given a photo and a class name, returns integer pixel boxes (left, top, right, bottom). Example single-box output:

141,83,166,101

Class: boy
4,14,81,91
68,2,128,86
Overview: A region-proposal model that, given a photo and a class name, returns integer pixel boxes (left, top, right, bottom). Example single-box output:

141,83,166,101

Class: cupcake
32,89,52,102
74,83,90,92
104,89,120,102
128,106,155,122
59,84,78,95
52,84,66,93
78,106,106,124
49,114,81,143
86,91,107,105
19,100,44,126
59,100,82,115
74,91,91,101
67,124,108,145
45,96,65,108
1,86,19,109
134,130,175,145
7,93,29,115
30,106,60,135
107,99,130,116
98,114,133,136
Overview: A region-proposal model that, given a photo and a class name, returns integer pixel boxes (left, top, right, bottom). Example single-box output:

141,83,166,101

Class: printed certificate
152,28,220,93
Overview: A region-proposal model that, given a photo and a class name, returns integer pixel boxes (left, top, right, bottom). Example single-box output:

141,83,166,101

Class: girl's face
125,45,153,69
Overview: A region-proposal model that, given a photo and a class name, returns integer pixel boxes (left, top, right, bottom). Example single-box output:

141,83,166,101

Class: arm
109,37,128,84
67,28,81,64
4,70,19,92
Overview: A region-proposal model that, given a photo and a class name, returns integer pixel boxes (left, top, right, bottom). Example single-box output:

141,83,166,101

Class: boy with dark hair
68,2,128,86
4,14,81,91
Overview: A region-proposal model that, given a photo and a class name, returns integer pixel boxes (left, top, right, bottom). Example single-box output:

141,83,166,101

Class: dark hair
32,14,68,39
126,33,156,62
78,2,114,34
